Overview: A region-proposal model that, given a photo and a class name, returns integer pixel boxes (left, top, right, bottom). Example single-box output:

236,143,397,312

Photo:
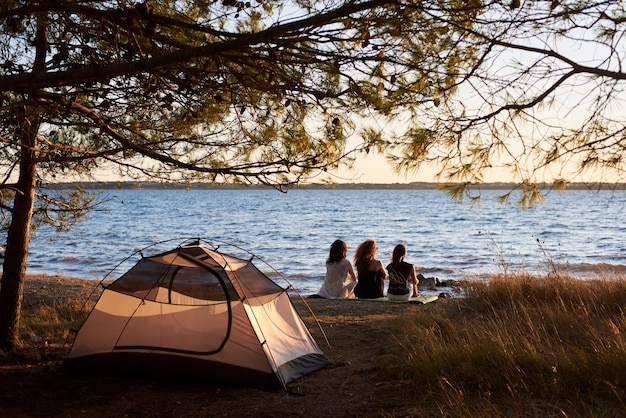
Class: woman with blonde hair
317,239,357,298
353,239,386,299
386,243,419,301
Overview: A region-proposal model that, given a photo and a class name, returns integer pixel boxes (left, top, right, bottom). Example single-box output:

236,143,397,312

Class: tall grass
19,298,93,347
380,274,626,416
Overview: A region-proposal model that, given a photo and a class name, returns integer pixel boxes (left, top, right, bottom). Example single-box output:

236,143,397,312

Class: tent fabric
64,243,331,388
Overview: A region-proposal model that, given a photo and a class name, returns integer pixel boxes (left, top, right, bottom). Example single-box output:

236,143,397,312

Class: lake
24,187,626,296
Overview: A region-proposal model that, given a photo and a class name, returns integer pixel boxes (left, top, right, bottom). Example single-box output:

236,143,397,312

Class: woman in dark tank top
353,239,387,299
386,243,419,301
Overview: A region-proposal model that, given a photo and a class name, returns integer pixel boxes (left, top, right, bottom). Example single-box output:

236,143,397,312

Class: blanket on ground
308,294,439,304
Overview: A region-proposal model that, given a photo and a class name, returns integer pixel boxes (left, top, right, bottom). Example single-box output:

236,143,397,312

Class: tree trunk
0,11,47,350
0,113,39,350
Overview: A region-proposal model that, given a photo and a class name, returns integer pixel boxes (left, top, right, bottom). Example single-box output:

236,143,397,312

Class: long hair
354,239,377,274
389,244,406,269
327,239,347,264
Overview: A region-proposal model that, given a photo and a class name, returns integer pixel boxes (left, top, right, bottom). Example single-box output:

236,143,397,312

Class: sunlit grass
380,273,626,416
19,297,93,346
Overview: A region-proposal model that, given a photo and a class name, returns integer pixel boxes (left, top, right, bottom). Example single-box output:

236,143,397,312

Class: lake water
24,187,626,296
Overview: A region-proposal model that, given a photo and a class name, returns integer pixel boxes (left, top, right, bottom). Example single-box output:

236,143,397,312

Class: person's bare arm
346,260,356,282
411,266,419,297
376,260,387,279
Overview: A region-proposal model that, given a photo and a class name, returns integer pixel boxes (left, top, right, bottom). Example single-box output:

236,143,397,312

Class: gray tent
64,242,330,388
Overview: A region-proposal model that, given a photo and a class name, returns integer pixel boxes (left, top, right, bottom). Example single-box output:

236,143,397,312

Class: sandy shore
22,274,106,307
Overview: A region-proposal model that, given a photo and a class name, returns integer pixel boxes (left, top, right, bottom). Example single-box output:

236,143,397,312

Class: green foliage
0,185,99,233
0,1,620,196
0,1,485,190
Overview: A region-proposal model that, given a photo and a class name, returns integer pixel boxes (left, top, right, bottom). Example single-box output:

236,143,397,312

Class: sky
330,154,415,184
90,152,435,184
330,149,439,184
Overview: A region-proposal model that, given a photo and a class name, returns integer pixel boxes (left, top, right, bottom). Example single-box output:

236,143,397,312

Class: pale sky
330,153,436,184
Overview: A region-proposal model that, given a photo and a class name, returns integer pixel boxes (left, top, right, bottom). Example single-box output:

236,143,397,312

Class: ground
0,275,444,417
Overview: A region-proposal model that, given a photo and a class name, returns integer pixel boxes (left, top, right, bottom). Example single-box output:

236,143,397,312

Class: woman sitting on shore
353,239,387,299
386,243,419,301
317,239,357,298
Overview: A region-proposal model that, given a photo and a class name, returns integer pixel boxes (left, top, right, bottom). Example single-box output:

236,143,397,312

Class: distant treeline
44,181,626,191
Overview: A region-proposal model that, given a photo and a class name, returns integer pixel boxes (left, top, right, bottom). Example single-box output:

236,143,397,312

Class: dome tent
63,240,331,389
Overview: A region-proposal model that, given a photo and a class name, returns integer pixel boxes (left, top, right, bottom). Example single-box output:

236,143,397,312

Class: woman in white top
317,240,357,298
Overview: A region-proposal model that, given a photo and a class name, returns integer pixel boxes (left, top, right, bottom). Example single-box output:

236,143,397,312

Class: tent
63,241,331,388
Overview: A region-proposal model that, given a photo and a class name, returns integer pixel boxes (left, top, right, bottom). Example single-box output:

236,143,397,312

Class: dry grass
17,275,102,350
380,273,626,416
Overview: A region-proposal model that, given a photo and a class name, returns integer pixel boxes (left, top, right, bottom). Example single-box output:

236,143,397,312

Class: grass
20,299,92,342
380,273,626,416
17,276,101,349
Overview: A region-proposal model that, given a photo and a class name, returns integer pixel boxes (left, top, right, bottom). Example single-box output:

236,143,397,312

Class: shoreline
19,267,626,307
20,273,458,303
43,180,626,191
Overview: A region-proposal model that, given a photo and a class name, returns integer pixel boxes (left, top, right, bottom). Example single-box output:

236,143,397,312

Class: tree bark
0,112,38,350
